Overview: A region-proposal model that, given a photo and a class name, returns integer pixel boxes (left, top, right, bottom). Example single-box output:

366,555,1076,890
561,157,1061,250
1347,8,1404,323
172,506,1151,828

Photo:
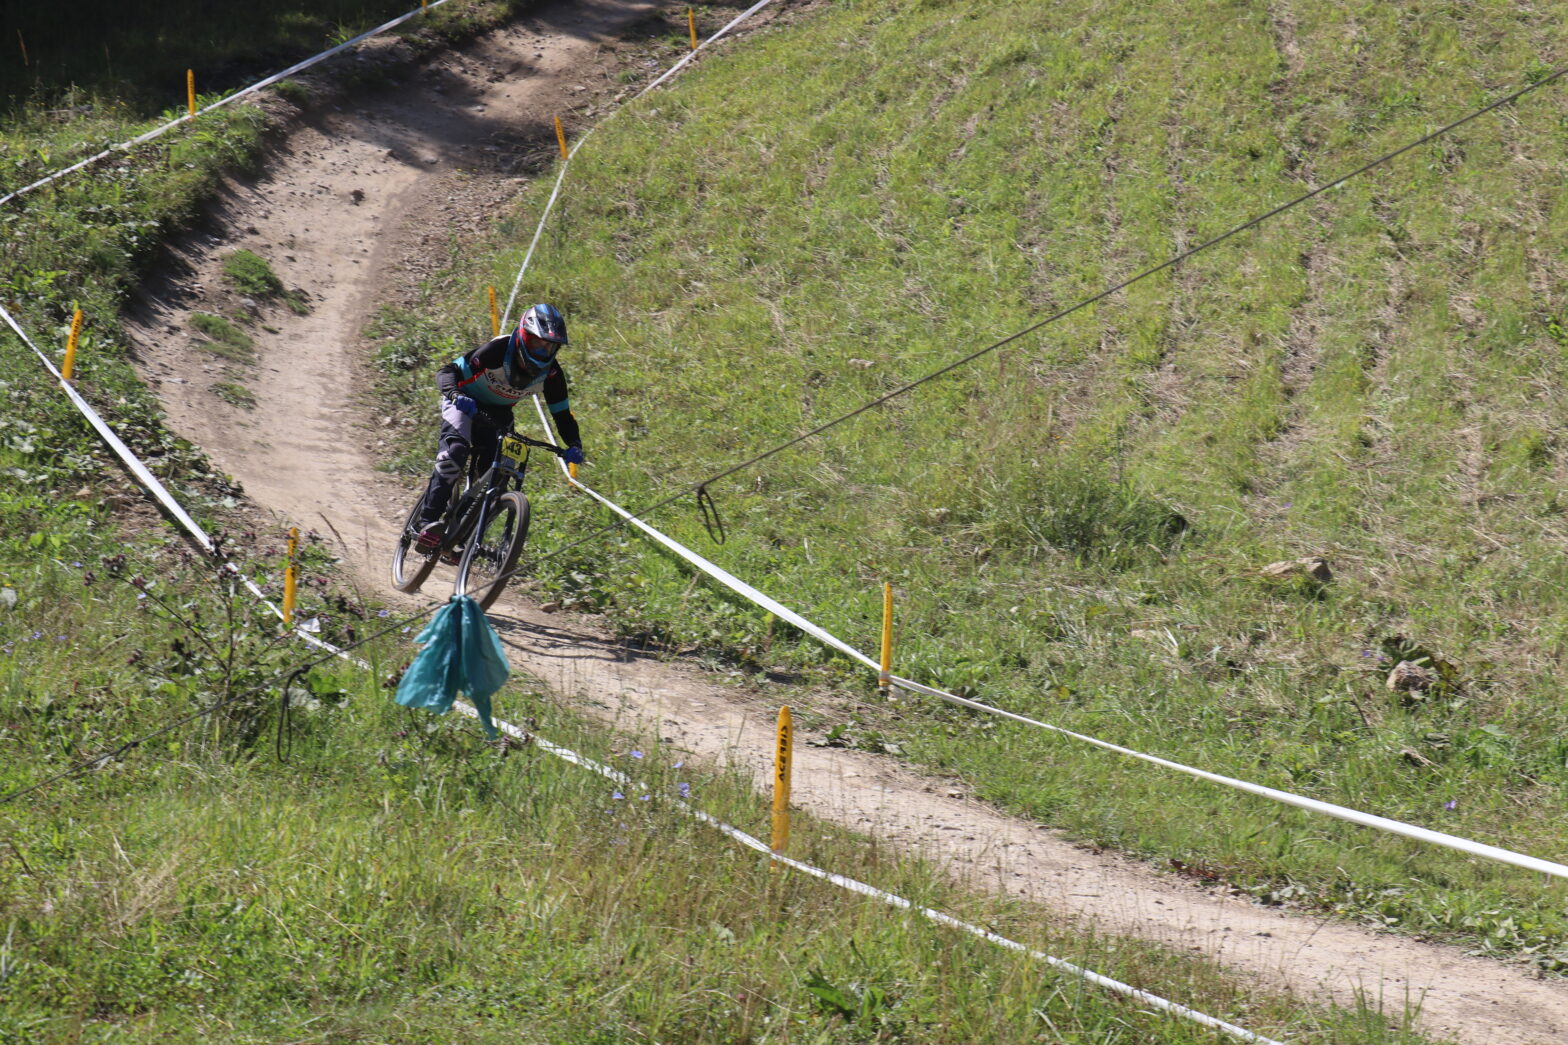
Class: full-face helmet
509,304,568,383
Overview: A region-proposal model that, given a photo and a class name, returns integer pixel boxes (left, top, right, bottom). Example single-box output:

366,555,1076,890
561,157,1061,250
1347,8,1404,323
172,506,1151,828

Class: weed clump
190,312,254,362
221,249,310,314
991,461,1189,565
211,381,257,409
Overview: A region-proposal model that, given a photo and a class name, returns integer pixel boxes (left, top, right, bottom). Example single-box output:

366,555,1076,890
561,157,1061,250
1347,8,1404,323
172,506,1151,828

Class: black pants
416,409,508,526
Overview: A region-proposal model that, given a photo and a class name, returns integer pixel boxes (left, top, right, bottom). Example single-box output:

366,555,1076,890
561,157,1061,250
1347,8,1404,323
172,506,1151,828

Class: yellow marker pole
282,527,299,627
688,8,698,50
186,70,196,118
771,706,793,866
879,582,894,695
554,116,569,161
568,462,579,481
488,286,499,337
62,309,83,381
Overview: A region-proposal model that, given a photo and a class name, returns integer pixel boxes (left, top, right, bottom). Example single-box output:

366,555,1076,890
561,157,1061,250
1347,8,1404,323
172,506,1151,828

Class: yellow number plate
500,435,528,462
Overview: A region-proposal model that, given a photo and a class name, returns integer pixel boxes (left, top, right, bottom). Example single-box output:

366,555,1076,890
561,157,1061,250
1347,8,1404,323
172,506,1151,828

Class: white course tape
499,0,778,329
0,0,457,209
0,302,363,657
452,699,1281,1045
527,399,1568,881
636,0,779,98
886,674,1568,880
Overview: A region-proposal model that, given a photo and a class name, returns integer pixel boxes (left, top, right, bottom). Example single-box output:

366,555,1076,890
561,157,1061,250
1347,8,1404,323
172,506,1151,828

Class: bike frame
445,429,532,555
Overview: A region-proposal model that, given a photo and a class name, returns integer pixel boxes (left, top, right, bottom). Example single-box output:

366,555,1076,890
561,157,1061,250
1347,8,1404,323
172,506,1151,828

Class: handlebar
504,431,569,457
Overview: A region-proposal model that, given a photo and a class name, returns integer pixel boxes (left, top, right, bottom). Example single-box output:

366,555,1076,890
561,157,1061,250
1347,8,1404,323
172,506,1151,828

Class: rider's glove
450,395,478,416
562,445,585,465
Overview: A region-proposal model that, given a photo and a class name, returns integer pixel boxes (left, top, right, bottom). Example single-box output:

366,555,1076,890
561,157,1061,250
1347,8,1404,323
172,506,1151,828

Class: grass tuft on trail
375,0,1568,968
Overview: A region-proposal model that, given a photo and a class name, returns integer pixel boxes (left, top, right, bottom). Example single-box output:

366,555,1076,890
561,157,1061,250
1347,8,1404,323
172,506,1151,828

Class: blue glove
450,395,478,416
562,446,585,465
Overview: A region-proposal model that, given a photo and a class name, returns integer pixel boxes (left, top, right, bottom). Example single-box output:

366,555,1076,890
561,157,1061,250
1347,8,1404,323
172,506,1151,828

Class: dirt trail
125,3,1568,1042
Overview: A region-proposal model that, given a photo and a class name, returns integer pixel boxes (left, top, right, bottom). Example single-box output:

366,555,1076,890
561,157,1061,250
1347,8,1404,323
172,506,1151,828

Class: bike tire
390,496,438,594
453,491,530,610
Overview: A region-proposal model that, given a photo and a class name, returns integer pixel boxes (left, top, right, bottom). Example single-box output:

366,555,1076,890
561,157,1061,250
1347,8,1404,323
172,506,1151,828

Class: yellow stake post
553,116,569,161
688,8,698,50
282,527,299,627
771,706,793,866
186,69,196,118
62,309,83,381
879,582,894,695
488,286,499,337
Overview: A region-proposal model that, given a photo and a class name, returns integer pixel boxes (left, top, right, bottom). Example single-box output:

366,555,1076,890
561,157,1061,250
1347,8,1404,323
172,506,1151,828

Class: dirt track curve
125,2,1568,1041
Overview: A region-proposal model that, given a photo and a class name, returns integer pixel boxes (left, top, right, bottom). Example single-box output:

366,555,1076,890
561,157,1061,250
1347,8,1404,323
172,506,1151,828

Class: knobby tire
454,491,530,610
390,496,438,594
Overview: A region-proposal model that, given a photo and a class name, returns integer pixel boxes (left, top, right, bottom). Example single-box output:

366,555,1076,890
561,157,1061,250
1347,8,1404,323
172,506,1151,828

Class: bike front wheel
453,491,531,610
390,496,438,595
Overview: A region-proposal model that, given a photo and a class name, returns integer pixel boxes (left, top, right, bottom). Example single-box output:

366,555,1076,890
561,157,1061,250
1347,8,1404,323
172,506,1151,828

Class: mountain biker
413,302,585,553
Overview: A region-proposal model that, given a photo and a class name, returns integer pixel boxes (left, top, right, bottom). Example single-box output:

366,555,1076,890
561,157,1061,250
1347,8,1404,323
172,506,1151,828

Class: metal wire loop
695,483,726,545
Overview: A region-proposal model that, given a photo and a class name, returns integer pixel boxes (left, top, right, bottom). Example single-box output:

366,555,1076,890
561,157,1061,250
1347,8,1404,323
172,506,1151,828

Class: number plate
499,435,528,468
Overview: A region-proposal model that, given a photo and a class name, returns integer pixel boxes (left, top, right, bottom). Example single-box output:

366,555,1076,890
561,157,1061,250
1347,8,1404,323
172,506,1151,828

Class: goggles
520,330,562,364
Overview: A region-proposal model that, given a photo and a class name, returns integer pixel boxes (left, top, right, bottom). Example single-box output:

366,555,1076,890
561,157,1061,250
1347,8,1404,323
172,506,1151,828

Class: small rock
848,358,875,369
1387,661,1436,692
1400,746,1438,768
1261,556,1333,582
540,602,561,614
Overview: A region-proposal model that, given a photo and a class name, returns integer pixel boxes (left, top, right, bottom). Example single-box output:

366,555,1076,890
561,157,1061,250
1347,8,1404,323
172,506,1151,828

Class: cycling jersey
436,335,580,449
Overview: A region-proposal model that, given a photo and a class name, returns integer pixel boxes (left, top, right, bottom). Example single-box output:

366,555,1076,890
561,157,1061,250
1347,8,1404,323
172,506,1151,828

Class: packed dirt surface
125,3,1568,1042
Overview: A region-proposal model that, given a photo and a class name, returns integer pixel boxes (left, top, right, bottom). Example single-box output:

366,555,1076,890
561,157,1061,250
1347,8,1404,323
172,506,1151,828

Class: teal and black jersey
436,335,580,449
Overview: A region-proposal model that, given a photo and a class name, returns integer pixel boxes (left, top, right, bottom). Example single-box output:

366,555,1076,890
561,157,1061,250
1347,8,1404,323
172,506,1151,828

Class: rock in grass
1261,556,1333,582
1387,661,1436,692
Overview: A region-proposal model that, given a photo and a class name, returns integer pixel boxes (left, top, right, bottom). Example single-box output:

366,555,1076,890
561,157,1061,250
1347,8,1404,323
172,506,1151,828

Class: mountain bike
390,428,567,610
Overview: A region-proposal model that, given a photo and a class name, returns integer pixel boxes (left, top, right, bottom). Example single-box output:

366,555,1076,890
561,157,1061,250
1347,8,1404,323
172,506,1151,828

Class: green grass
0,550,1436,1044
210,381,257,409
372,0,1568,969
1,0,537,113
221,249,311,314
189,312,255,362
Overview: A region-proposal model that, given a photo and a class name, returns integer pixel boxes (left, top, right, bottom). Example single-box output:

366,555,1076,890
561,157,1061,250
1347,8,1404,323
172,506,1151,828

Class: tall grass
0,548,1435,1042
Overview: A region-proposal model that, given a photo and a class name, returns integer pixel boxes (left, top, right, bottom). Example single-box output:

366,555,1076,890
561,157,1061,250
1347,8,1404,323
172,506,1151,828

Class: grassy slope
0,2,1435,1041
374,0,1568,966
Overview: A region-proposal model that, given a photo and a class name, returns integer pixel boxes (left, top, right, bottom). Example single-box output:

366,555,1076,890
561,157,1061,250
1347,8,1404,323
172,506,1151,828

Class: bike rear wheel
390,496,438,594
453,491,530,610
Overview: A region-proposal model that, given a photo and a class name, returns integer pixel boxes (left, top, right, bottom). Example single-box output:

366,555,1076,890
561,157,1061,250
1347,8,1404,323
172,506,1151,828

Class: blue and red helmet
512,303,568,372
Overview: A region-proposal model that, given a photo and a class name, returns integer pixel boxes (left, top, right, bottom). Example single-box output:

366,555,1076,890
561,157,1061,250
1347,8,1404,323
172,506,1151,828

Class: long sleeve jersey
436,334,582,449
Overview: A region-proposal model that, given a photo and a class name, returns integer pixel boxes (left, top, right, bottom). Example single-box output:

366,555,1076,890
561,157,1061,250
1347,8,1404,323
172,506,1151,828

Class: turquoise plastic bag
394,595,509,738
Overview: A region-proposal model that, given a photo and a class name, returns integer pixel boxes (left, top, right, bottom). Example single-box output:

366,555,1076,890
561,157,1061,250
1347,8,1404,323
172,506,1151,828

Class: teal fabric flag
395,595,510,738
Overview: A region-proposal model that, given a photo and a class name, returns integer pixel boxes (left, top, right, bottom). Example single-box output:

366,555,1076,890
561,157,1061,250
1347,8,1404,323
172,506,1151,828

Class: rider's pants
416,402,509,526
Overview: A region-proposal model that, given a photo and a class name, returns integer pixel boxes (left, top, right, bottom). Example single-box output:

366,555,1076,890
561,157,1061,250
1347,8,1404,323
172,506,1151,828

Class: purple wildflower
612,791,624,800
1444,800,1457,811
677,782,691,798
630,750,643,759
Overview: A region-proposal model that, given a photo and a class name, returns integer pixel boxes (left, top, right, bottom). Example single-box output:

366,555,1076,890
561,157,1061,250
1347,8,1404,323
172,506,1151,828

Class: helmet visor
521,331,561,367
